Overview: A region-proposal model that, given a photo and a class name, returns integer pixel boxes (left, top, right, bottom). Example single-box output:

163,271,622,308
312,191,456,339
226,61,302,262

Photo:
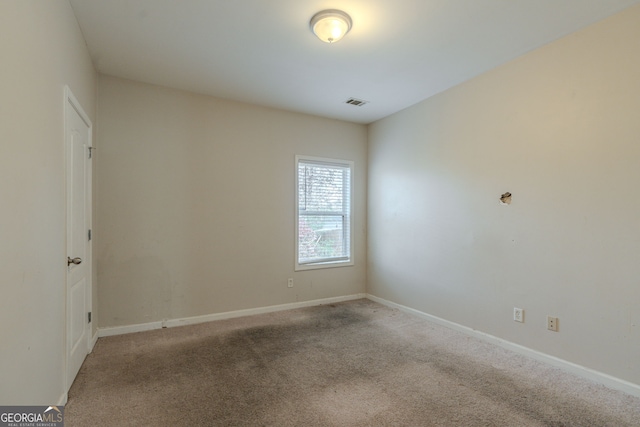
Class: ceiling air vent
345,97,369,107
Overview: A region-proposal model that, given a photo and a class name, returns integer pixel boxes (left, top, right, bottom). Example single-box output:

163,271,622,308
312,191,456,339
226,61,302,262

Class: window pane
296,156,353,269
298,214,346,263
298,164,347,213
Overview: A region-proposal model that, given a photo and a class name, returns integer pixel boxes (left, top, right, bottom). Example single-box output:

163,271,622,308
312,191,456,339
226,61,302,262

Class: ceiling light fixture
309,9,352,44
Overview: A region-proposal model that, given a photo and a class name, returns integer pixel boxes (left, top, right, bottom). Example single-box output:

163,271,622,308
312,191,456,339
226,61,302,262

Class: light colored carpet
67,299,640,426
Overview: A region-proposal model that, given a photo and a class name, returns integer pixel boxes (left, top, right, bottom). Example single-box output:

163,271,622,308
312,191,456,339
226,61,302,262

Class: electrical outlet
287,278,294,288
513,308,524,323
547,316,558,331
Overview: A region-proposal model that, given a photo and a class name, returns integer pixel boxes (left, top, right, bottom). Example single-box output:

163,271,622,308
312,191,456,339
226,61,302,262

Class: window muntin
296,156,353,270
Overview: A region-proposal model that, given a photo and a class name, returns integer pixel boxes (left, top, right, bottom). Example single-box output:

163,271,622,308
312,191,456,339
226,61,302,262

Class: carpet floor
66,299,640,426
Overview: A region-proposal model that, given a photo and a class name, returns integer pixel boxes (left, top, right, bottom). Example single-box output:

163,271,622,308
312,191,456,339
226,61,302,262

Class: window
296,156,353,270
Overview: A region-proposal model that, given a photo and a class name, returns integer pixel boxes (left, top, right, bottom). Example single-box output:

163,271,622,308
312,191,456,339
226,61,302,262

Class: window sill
295,260,354,271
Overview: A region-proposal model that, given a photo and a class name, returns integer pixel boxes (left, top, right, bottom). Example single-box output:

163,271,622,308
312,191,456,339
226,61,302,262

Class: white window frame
295,155,354,271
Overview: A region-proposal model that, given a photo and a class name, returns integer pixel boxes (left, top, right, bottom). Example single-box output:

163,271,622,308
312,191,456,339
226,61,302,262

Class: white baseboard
99,320,164,337
366,294,640,398
97,293,367,338
89,330,99,352
57,392,67,406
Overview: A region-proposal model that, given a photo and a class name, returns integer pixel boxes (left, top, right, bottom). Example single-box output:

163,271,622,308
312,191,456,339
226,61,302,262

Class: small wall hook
500,192,512,205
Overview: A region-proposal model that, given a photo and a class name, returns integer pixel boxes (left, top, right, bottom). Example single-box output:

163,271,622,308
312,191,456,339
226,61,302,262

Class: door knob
67,257,82,266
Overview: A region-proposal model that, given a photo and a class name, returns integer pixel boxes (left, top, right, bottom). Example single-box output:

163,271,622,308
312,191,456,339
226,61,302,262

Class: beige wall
96,76,367,328
0,1,96,404
368,5,640,385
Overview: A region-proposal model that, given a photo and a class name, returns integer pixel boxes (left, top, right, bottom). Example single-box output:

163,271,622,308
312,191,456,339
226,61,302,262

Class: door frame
64,85,93,394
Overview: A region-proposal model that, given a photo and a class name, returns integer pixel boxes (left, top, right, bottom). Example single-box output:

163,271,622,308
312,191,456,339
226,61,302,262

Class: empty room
2,0,640,425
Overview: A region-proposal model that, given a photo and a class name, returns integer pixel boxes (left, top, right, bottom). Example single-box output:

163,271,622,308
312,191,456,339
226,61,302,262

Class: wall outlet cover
514,307,524,323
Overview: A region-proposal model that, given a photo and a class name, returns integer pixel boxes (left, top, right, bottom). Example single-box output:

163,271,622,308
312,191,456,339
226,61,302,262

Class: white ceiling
69,0,640,124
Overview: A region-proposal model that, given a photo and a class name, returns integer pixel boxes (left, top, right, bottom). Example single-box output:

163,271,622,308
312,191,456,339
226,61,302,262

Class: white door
65,87,92,389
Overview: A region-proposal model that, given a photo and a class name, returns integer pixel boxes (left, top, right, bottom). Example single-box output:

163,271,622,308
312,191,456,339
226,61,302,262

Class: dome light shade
310,10,352,43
